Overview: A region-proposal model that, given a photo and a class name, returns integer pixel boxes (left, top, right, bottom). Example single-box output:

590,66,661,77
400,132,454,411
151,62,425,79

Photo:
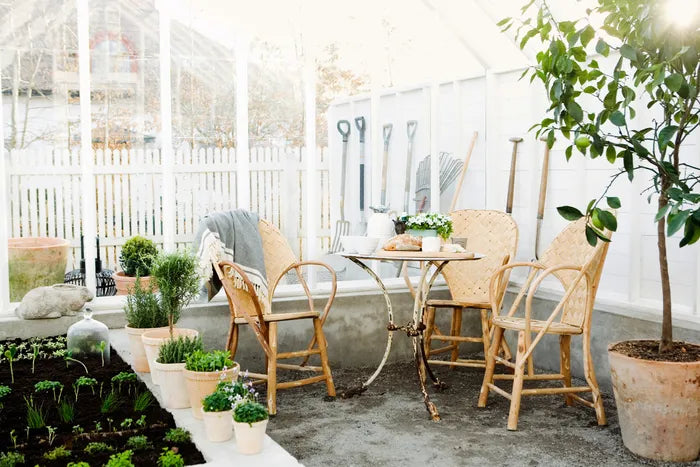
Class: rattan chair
477,218,611,430
213,219,336,415
423,210,518,368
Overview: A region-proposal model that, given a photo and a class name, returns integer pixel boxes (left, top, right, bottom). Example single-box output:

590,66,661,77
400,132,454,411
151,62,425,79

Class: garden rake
330,120,351,253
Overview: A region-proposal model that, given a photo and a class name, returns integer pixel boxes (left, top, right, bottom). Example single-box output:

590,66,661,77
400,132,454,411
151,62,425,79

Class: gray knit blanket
193,210,268,302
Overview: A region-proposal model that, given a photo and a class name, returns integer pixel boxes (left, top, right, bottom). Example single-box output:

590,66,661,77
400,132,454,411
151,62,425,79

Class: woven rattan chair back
538,218,610,327
258,219,299,292
442,210,518,306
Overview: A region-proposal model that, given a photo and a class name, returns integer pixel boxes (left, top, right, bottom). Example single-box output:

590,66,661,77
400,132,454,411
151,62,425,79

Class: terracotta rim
152,361,186,372
201,408,233,417
183,363,240,379
142,328,199,345
8,237,70,249
608,339,700,366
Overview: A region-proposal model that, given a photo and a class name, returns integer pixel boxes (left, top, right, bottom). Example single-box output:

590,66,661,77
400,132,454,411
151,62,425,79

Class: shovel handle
383,124,393,148
506,137,522,214
337,120,351,142
537,137,551,220
407,120,418,141
355,116,366,143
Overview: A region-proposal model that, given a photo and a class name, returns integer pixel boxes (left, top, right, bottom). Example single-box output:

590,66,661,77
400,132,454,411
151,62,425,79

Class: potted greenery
405,213,453,238
123,279,168,372
114,236,158,295
505,0,700,461
201,390,234,442
152,335,202,409
183,350,239,419
232,401,269,455
141,250,200,382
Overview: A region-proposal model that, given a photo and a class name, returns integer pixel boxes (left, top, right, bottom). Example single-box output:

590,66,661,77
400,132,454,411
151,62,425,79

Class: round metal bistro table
340,250,483,421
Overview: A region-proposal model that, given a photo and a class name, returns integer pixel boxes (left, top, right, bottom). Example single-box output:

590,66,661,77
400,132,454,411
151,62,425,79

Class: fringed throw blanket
193,210,268,302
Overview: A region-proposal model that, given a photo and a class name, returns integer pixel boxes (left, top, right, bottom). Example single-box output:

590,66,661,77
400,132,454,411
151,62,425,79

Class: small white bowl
340,235,357,253
356,237,379,255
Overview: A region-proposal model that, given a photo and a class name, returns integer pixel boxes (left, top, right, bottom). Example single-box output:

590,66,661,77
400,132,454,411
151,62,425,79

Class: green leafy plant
73,376,97,400
120,418,133,430
233,400,269,426
97,341,107,367
202,390,232,412
24,396,46,429
67,462,90,467
133,392,154,412
123,278,168,329
57,401,75,424
163,427,191,444
151,250,201,336
101,391,122,414
158,448,184,467
120,236,158,277
46,426,57,446
217,379,257,408
125,435,151,451
84,442,114,455
43,446,71,460
4,345,17,384
185,350,233,372
0,385,11,409
157,336,203,364
405,212,454,239
31,343,39,374
64,350,89,374
34,380,64,401
105,450,134,467
111,372,138,394
94,421,102,432
135,415,147,428
72,425,84,435
8,430,16,450
506,0,700,352
0,451,25,467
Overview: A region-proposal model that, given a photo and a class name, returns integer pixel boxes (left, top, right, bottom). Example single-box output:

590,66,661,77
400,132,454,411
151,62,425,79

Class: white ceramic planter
141,328,199,384
202,408,233,442
183,364,239,419
125,325,168,373
152,361,189,408
233,419,268,455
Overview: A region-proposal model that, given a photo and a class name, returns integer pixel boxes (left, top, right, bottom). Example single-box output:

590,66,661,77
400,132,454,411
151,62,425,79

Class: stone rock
15,284,94,319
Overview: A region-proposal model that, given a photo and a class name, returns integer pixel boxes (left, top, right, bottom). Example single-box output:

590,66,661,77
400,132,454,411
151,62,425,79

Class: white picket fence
8,146,330,271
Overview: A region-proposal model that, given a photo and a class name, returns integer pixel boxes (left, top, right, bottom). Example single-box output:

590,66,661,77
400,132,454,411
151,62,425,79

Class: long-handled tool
403,120,418,213
534,136,551,259
355,116,367,231
506,137,523,215
380,123,393,207
330,120,351,253
448,131,478,212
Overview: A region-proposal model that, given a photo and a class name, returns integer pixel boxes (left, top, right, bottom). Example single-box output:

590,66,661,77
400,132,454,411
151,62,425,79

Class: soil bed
610,340,700,362
0,336,204,466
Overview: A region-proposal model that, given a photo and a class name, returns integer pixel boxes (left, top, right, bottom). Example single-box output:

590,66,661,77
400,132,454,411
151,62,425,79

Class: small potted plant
124,279,169,372
233,401,269,455
152,335,202,408
141,250,200,381
201,390,234,442
183,350,239,419
405,213,453,238
114,236,158,295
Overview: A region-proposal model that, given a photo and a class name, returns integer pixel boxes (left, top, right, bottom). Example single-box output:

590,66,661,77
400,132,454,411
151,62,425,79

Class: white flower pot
202,408,233,442
125,325,168,373
233,419,268,455
152,361,189,408
141,328,199,384
421,236,441,252
183,363,239,419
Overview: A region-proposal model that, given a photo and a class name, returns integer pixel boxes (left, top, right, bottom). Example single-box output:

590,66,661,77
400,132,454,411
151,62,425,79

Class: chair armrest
489,262,546,317
269,260,338,325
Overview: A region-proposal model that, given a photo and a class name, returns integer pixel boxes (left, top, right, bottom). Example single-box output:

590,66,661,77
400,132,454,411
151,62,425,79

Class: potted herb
114,236,158,295
141,250,200,382
183,350,239,419
201,390,234,442
152,335,202,408
124,278,168,373
232,401,269,455
405,213,453,238
507,0,700,461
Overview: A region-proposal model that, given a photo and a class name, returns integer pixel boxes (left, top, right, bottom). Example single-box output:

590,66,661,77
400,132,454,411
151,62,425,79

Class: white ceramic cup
422,236,441,252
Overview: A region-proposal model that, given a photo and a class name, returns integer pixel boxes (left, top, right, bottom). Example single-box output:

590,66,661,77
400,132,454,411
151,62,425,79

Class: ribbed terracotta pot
141,328,199,384
8,237,69,302
609,341,700,462
202,408,234,442
183,363,239,419
125,325,168,372
152,361,189,409
233,419,268,455
114,271,155,296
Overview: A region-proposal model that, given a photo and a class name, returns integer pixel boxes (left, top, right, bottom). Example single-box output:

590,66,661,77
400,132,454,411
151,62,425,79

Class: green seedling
31,343,40,374
163,427,191,444
43,446,71,460
46,426,57,446
9,430,17,449
158,447,184,467
57,401,75,423
34,380,64,402
4,345,17,384
101,392,121,414
64,350,88,374
126,435,151,451
95,421,103,432
72,425,84,435
135,415,147,428
111,372,138,394
24,396,46,429
120,418,133,430
73,376,97,401
0,385,11,409
133,392,154,412
106,449,134,467
98,341,107,367
84,441,114,454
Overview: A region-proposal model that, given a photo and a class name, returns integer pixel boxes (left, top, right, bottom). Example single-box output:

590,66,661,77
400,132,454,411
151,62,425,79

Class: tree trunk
657,190,673,352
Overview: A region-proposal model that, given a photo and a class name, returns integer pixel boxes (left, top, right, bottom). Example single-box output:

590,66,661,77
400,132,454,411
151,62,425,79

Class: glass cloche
67,308,110,365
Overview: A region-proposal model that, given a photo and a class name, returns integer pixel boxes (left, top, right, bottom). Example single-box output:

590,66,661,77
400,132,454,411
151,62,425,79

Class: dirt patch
610,340,700,362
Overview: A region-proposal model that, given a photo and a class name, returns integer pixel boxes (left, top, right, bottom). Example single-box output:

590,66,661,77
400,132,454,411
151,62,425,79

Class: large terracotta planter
114,271,155,296
141,328,199,384
202,408,234,442
125,325,168,372
153,361,190,408
8,237,70,302
609,341,700,462
233,419,268,455
183,364,239,419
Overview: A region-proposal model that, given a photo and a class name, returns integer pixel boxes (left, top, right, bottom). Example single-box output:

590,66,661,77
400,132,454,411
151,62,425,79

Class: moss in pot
233,401,269,455
201,390,234,442
183,350,239,419
153,336,202,409
114,236,158,295
124,278,169,372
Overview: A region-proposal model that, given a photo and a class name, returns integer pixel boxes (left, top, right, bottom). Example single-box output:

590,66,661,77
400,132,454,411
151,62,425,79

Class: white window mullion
157,2,175,252
303,50,317,287
429,82,440,212
235,34,250,210
0,65,9,311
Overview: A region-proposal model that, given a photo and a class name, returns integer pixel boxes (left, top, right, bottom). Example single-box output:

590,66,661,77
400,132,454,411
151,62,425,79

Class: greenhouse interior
0,0,699,465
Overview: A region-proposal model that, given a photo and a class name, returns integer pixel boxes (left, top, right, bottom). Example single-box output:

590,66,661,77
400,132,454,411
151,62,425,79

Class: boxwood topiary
120,236,158,277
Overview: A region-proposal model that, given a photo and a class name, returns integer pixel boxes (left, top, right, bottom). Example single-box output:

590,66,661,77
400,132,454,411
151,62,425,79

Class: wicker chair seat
491,316,582,335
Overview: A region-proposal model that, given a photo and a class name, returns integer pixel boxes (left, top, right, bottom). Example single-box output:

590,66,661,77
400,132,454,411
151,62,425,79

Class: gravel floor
266,360,699,467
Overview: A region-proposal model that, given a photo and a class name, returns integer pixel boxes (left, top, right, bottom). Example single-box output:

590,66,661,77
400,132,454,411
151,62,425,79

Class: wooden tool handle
506,138,521,214
537,139,551,220
449,131,478,213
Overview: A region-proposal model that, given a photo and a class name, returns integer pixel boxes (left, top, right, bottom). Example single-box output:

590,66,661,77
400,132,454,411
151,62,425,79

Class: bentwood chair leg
583,332,607,425
478,326,503,407
507,331,526,431
449,307,463,368
559,335,574,406
227,323,239,360
480,309,490,361
424,306,436,357
314,318,336,397
267,322,278,415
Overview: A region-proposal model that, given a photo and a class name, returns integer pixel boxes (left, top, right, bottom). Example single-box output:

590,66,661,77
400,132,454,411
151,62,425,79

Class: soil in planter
0,336,205,466
610,339,700,362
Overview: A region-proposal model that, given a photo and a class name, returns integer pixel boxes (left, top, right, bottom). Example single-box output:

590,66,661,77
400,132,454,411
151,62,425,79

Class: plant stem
8,359,13,384
657,189,673,352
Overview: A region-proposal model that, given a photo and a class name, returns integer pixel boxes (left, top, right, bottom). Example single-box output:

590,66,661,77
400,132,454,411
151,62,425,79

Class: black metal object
64,236,117,297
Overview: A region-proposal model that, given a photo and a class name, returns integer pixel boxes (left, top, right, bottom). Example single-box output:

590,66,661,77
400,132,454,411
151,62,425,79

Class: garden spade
330,120,351,253
535,136,551,259
506,137,523,215
403,120,418,213
380,123,393,207
355,116,367,231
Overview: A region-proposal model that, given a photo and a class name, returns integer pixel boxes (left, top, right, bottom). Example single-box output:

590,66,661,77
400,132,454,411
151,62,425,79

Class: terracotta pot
125,325,168,373
152,361,190,408
141,328,199,384
233,419,268,455
609,341,700,462
8,237,70,302
114,271,155,296
202,408,234,442
183,364,239,419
